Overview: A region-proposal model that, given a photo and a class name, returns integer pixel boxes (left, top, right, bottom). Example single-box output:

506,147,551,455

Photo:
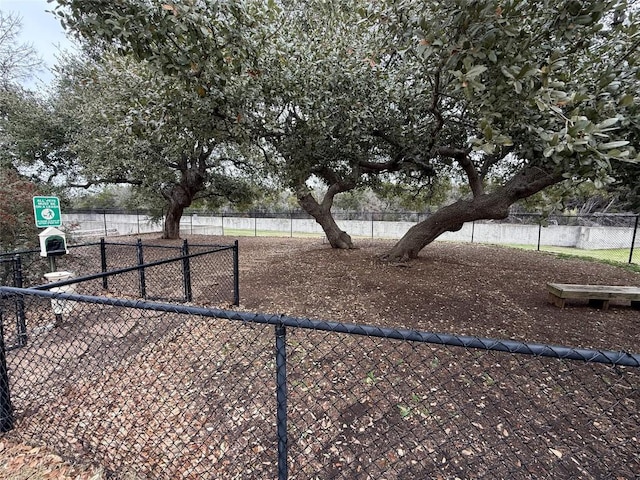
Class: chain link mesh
1,289,638,479
1,292,274,479
0,240,238,306
286,328,638,479
469,214,640,264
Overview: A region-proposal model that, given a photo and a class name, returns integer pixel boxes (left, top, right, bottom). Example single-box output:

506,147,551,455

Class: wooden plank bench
547,283,640,310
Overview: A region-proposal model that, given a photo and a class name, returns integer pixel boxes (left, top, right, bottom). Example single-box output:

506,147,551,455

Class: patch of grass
221,228,324,238
554,253,640,274
506,244,640,271
364,370,379,385
482,372,496,387
397,392,435,421
397,404,413,419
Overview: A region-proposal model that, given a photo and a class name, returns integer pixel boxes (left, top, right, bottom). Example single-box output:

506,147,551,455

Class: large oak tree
374,0,639,259
253,0,448,248
55,53,259,239
53,0,272,238
252,0,639,258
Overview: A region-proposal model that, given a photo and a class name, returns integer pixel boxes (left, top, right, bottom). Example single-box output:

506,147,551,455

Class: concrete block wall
63,213,162,236
575,226,635,250
180,214,222,236
539,226,580,247
62,212,637,251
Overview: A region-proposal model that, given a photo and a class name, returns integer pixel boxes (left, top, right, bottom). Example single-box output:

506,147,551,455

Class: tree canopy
0,11,42,88
54,51,263,238
44,0,281,238
41,0,640,256
0,11,46,250
372,0,640,258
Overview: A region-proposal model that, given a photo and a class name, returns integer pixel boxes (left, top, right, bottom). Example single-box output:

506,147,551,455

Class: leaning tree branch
503,166,564,201
312,166,358,210
358,156,402,174
436,146,483,197
364,130,410,173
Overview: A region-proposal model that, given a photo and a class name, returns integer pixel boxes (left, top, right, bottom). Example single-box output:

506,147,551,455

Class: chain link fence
0,287,638,479
0,239,239,306
487,213,640,264
62,210,640,265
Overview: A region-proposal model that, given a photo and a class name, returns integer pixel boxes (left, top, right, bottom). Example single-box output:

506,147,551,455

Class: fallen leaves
0,441,104,480
2,236,639,478
549,448,563,459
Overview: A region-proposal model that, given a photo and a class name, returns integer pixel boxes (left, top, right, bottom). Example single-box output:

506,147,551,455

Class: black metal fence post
103,209,108,237
629,215,639,264
537,221,542,252
233,240,240,306
0,304,14,433
471,221,475,243
10,255,22,289
11,256,26,348
275,323,288,480
182,240,193,302
136,239,147,299
100,238,108,290
371,212,374,239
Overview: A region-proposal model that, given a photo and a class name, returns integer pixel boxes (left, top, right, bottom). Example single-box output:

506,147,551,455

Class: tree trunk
384,197,505,260
163,195,186,239
297,191,355,249
385,167,563,261
161,174,204,239
162,187,190,239
161,153,208,239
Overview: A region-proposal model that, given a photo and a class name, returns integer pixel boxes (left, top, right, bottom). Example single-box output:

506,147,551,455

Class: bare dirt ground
1,235,639,479
234,236,640,353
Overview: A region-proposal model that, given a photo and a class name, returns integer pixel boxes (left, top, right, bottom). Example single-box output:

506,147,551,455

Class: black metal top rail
28,245,235,291
2,286,638,368
0,242,101,259
0,240,234,259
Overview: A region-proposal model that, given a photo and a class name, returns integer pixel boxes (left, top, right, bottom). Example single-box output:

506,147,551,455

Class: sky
0,0,76,88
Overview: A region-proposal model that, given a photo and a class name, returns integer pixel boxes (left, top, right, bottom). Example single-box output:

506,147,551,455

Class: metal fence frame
0,286,638,478
1,239,239,305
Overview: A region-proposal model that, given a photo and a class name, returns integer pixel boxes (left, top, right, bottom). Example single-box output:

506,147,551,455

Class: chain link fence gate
0,287,638,479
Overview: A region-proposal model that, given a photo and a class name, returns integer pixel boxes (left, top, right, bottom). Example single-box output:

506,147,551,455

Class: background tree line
1,0,638,259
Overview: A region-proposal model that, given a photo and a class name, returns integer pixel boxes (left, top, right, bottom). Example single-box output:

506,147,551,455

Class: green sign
33,196,62,228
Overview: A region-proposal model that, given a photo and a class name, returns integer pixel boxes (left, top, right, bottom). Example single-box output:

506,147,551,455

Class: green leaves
595,117,619,129
46,0,640,221
598,140,630,150
465,65,488,79
619,94,634,107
